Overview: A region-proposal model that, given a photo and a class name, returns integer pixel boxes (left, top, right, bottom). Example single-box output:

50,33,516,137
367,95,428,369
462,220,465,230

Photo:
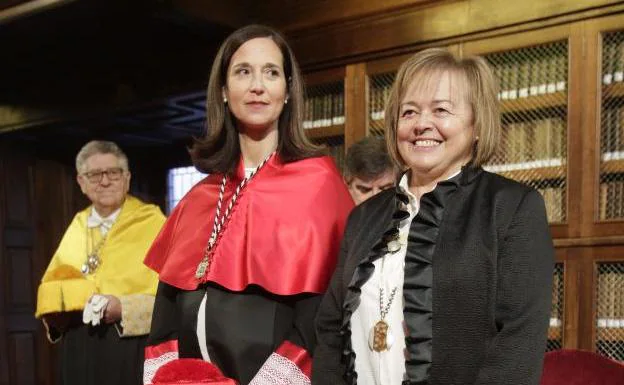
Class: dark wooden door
0,144,86,385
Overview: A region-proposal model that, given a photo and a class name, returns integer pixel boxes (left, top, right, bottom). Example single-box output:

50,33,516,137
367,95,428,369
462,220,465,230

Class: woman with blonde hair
313,48,554,385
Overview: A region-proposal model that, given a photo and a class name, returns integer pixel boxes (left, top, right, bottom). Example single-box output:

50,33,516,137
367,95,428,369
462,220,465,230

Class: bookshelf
599,31,624,223
306,124,344,139
500,92,567,114
368,71,396,136
481,40,569,225
595,261,624,360
302,74,347,174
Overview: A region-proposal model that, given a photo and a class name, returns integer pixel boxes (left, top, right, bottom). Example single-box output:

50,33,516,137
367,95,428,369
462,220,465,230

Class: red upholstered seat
540,349,624,385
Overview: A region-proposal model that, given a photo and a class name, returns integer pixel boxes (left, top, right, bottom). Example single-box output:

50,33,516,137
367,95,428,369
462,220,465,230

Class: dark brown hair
385,48,501,169
345,136,395,181
190,24,321,174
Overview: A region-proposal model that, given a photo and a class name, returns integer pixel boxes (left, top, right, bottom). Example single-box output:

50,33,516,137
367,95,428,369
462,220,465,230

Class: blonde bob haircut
384,48,500,169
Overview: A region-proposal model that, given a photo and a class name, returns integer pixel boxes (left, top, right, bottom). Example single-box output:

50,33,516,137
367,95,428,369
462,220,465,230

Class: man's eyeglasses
81,168,125,184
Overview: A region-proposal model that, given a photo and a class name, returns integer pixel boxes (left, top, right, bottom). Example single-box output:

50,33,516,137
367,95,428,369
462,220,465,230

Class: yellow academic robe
35,195,165,318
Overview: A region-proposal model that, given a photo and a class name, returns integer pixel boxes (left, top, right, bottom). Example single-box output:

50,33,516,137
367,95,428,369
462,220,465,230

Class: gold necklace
195,153,274,279
82,228,107,275
369,286,398,352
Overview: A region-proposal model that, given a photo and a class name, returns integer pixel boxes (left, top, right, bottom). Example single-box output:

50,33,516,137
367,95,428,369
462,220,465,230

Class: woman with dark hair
312,48,554,385
143,25,353,385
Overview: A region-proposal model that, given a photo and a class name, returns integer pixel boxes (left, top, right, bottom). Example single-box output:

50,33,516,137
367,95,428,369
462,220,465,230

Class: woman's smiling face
396,70,476,180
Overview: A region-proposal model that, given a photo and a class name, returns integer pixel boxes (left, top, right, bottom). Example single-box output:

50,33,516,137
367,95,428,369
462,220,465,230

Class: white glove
82,295,109,326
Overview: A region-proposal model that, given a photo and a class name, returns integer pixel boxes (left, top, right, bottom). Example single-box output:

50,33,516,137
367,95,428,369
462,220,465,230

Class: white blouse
351,174,419,385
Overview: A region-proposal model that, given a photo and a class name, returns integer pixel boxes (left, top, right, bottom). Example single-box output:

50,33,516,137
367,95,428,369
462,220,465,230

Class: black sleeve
311,224,350,385
474,189,555,385
286,294,323,353
147,281,180,346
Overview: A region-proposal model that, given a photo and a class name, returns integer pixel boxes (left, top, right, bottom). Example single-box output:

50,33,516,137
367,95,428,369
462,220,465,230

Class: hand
103,295,122,324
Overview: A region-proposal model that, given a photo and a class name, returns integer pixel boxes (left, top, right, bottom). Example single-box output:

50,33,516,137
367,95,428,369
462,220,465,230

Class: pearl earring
284,98,288,105
223,98,227,104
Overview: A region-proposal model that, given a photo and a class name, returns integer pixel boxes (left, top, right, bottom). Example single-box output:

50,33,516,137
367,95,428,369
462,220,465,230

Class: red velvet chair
540,349,624,385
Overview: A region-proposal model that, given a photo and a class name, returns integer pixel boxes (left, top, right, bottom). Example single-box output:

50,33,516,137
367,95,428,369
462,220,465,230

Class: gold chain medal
368,286,398,352
194,153,274,280
372,320,391,352
195,235,217,279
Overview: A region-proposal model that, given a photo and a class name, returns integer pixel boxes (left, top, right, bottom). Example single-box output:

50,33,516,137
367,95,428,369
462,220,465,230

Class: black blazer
312,166,554,385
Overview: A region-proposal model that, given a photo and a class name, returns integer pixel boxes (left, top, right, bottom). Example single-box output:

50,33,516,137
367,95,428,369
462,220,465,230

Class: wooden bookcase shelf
493,164,566,181
305,124,345,139
603,82,624,98
601,158,624,173
596,328,624,341
500,92,567,114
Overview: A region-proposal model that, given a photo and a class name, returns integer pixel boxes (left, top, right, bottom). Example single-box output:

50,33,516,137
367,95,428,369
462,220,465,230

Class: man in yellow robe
35,140,166,385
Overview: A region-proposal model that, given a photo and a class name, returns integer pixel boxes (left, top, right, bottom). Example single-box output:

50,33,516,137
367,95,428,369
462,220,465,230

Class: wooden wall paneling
581,18,603,239
566,21,586,239
461,23,572,58
0,146,8,385
554,235,624,248
560,247,582,349
170,0,254,29
365,43,460,76
259,0,437,33
365,53,413,77
0,147,82,385
33,159,82,385
303,66,346,86
289,0,624,67
584,14,624,237
0,147,39,385
578,247,598,351
344,63,368,150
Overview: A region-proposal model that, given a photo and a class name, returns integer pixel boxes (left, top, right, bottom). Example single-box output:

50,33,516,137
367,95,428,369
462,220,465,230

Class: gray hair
75,140,129,173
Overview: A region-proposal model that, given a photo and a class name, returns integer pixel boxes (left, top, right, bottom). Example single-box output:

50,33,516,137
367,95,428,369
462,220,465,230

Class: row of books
303,93,345,129
599,181,624,220
370,85,391,121
492,118,567,165
491,54,567,100
601,107,624,154
596,270,624,328
537,187,566,223
602,39,624,85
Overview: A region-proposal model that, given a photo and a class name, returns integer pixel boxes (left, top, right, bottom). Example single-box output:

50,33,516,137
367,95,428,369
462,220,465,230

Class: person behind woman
344,136,397,205
312,48,554,385
143,25,353,385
